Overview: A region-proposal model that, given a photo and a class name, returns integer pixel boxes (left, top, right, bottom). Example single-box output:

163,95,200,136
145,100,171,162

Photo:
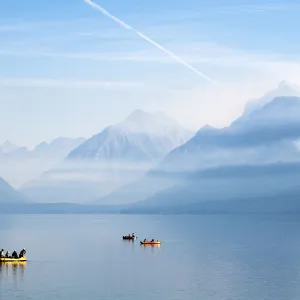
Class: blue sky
1,0,300,147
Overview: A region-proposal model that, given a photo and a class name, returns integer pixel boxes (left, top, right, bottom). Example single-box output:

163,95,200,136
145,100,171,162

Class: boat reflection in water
140,243,161,254
0,261,26,282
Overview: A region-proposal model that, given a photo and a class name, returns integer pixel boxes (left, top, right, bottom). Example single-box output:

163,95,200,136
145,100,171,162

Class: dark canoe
122,236,136,240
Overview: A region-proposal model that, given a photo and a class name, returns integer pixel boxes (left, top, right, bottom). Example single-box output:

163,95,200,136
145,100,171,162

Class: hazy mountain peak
0,140,18,153
243,80,300,116
198,124,216,132
125,109,150,122
240,96,300,125
277,80,298,91
124,109,169,124
34,141,48,149
231,96,300,130
118,109,192,137
3,140,16,146
67,110,193,162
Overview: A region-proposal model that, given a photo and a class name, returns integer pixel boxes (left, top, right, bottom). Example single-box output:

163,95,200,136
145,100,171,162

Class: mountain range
160,96,300,172
0,141,19,154
20,110,193,203
101,94,300,211
0,137,85,187
1,81,300,214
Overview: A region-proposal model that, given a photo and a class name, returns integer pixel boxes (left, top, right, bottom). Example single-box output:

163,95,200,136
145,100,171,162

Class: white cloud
0,25,29,32
0,77,143,88
1,42,300,94
1,41,299,71
178,3,300,16
0,18,98,32
241,3,300,12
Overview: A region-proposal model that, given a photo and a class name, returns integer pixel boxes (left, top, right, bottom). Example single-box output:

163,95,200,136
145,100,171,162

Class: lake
0,214,300,300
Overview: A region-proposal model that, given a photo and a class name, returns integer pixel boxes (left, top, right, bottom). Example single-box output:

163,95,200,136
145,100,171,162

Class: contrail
84,0,217,84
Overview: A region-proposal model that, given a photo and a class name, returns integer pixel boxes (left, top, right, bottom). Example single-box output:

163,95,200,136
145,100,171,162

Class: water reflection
122,239,135,244
123,239,136,250
140,244,161,254
0,262,26,281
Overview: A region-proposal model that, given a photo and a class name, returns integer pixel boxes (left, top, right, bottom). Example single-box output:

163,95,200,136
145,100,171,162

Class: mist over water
20,160,155,204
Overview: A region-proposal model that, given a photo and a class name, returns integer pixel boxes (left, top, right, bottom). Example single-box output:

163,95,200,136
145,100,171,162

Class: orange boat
140,240,161,245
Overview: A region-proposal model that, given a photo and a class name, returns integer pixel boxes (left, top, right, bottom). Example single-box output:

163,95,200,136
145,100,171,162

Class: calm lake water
0,214,300,300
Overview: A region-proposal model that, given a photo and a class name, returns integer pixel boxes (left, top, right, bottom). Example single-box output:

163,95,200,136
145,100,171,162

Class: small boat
0,256,27,263
140,241,161,245
123,235,137,240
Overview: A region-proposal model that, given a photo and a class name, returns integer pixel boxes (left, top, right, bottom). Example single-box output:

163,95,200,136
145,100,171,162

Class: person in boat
132,233,135,238
12,250,18,259
0,249,4,258
151,239,154,242
143,239,147,242
5,250,10,258
19,248,26,258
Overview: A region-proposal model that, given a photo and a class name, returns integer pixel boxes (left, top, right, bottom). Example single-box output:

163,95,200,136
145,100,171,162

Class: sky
1,0,300,147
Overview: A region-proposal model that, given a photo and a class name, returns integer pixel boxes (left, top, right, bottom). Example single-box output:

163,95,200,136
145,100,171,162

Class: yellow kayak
0,256,27,263
140,241,161,245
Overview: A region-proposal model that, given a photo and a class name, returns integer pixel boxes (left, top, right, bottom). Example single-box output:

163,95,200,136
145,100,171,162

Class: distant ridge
0,176,31,204
0,140,18,154
0,137,86,187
